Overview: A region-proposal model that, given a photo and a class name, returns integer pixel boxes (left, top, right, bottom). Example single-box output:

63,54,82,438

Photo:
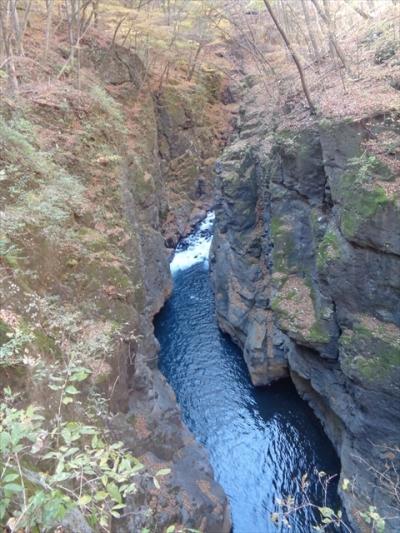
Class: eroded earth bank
1,42,234,532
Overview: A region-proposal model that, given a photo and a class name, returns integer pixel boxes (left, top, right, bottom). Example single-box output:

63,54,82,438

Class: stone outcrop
211,88,400,531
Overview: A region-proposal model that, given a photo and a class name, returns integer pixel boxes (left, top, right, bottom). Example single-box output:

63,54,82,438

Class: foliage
0,364,170,532
0,388,142,531
90,86,126,133
316,230,340,270
272,470,386,532
0,238,20,269
347,152,394,184
0,324,33,367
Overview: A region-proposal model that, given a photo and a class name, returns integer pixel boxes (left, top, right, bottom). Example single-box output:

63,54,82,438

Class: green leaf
65,385,79,395
2,472,19,483
0,498,10,520
156,468,171,477
123,482,137,495
166,526,176,533
3,483,23,494
94,491,108,501
99,515,109,527
61,428,72,444
78,494,92,506
62,396,74,405
0,432,11,451
112,504,125,510
107,482,122,504
318,507,334,518
79,426,97,435
43,451,58,460
48,383,63,391
342,478,350,491
70,370,90,382
130,463,144,474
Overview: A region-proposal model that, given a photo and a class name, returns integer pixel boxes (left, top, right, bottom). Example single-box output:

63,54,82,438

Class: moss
271,295,285,315
338,171,391,239
0,116,55,177
341,323,400,382
0,319,11,347
272,275,332,347
0,237,20,269
270,216,295,274
317,230,340,270
273,130,299,156
90,85,126,133
341,184,389,238
375,39,399,64
106,265,133,290
318,117,334,131
158,86,187,126
198,67,222,102
347,152,394,183
307,321,331,344
77,227,109,252
33,329,61,359
270,216,282,237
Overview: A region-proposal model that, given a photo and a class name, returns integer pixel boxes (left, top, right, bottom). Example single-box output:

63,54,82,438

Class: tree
301,0,322,65
0,0,19,92
310,0,349,71
262,0,316,114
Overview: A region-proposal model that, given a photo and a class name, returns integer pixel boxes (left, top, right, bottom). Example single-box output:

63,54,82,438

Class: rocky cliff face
211,89,400,531
0,43,232,532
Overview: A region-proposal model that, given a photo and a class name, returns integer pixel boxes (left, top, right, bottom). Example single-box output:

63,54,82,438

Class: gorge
0,2,399,532
155,214,341,532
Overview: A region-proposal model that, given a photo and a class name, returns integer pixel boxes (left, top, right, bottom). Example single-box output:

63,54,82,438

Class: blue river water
155,214,341,533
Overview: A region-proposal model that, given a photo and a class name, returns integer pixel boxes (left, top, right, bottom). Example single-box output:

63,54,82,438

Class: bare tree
0,0,19,92
262,0,316,114
343,0,372,20
301,0,321,65
310,0,349,71
186,3,217,81
58,0,95,87
44,0,55,60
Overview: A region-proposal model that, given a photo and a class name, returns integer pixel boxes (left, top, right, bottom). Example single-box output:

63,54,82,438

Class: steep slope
0,42,233,531
211,83,400,531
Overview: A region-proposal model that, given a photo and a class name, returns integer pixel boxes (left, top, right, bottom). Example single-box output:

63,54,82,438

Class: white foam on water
170,212,215,274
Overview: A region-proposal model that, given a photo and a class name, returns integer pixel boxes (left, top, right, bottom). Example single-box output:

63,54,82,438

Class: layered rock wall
211,94,400,530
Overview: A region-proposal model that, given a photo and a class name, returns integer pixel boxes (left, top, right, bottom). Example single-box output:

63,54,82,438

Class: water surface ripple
155,215,340,533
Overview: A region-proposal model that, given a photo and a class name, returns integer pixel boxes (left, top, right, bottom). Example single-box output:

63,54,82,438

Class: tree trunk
187,42,203,81
310,0,349,71
301,0,321,64
262,0,316,114
0,1,19,92
45,0,54,59
343,0,372,20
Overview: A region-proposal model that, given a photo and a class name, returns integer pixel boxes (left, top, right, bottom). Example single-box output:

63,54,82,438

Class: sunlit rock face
210,88,400,531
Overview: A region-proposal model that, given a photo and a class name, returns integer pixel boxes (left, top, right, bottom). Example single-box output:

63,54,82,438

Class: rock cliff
211,86,400,531
0,43,232,531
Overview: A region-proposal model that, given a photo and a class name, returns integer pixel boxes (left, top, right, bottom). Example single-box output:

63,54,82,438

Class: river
155,213,341,533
